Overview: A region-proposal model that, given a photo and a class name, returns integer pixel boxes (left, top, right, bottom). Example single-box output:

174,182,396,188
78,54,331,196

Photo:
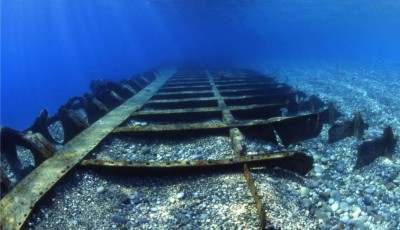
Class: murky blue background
2,0,400,129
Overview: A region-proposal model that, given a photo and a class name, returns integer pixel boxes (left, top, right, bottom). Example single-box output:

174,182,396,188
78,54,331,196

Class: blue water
2,0,400,130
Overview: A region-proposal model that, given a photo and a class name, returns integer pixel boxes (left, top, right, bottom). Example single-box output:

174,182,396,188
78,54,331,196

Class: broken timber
82,151,313,176
0,68,328,230
0,69,176,229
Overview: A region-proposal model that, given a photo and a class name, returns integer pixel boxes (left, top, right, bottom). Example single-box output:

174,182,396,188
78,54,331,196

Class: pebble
393,174,400,184
176,191,185,199
385,182,395,190
150,207,158,212
168,197,176,203
140,146,151,155
133,197,142,205
330,190,341,201
319,192,329,201
111,215,128,224
352,206,362,218
96,186,105,193
365,187,374,194
335,163,346,173
340,215,350,223
129,155,136,161
302,198,312,209
363,196,373,206
351,217,366,228
191,155,203,160
331,201,339,212
308,180,319,188
137,218,149,225
300,187,310,197
266,177,278,184
314,164,324,174
339,202,349,211
322,203,332,213
315,209,329,222
200,214,207,220
119,195,130,205
345,197,354,204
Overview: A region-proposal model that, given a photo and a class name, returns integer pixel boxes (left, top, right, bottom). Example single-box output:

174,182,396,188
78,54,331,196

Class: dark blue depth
2,0,400,129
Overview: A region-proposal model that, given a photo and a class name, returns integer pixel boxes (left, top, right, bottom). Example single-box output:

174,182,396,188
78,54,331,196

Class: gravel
91,135,234,162
2,63,399,229
27,169,259,229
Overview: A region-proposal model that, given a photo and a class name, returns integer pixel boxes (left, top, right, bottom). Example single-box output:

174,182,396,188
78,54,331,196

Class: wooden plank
133,103,284,116
0,69,176,230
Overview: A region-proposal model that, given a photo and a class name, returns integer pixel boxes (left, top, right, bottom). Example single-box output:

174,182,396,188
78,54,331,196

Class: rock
331,201,339,212
335,163,346,173
96,186,105,193
322,203,332,213
191,155,203,160
176,191,185,199
382,196,390,204
388,172,398,182
150,207,158,212
321,158,329,164
140,146,151,155
111,215,128,224
168,197,176,203
349,217,366,228
339,202,349,212
385,182,395,191
345,197,354,204
374,214,384,223
119,195,130,205
300,187,310,197
266,177,278,184
365,187,374,194
137,218,148,225
315,209,330,222
352,206,362,218
192,192,199,198
363,196,373,206
308,180,319,188
330,190,341,201
340,215,349,223
129,155,136,161
133,197,142,205
314,164,324,174
302,198,312,209
319,192,329,201
200,214,207,220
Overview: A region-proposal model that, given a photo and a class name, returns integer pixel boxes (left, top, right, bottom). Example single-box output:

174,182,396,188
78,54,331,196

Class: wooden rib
147,93,293,104
0,69,176,230
243,164,266,229
81,151,297,170
133,103,284,116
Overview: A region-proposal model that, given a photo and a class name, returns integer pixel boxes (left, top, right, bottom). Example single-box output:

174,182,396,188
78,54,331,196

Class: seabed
1,64,399,230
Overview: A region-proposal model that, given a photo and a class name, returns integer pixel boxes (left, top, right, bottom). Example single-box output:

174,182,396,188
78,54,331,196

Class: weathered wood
0,69,176,230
